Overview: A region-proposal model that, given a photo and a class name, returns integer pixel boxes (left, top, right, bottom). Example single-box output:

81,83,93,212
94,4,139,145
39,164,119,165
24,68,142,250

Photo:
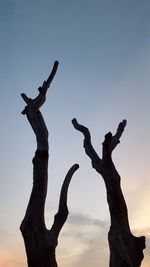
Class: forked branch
20,61,79,267
21,60,59,115
21,61,59,151
72,118,145,267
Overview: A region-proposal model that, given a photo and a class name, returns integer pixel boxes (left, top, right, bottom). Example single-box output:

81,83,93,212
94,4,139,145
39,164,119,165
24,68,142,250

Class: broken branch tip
122,119,127,126
72,118,77,125
54,60,59,65
74,163,79,170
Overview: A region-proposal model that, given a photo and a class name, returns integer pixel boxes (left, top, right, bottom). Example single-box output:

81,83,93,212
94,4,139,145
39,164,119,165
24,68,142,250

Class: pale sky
0,1,150,267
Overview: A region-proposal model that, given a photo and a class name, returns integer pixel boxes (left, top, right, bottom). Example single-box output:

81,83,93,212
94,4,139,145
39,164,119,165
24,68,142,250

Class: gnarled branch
20,61,79,267
72,118,101,169
72,118,145,267
21,60,59,115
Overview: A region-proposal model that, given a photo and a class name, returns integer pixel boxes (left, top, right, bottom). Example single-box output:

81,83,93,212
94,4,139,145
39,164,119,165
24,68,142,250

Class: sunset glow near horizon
0,1,150,266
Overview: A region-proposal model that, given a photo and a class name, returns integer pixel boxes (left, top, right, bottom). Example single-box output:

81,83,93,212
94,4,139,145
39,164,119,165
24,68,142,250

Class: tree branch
72,118,101,168
102,120,127,161
21,60,59,115
72,118,145,266
111,119,127,151
20,60,79,267
40,60,59,95
21,61,59,151
49,164,79,244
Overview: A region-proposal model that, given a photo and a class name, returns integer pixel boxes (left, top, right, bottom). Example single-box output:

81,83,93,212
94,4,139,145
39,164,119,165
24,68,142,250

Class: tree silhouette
72,118,145,267
20,61,79,267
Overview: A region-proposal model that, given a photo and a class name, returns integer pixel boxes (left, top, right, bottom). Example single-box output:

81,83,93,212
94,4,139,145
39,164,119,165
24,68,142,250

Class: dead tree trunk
20,61,79,267
72,118,145,267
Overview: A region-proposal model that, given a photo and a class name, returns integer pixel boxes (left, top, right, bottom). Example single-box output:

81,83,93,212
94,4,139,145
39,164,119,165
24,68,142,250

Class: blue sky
0,1,150,266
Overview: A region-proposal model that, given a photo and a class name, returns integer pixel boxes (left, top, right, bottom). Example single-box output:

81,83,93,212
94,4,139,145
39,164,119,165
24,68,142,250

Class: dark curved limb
49,164,79,246
72,118,145,267
72,118,101,169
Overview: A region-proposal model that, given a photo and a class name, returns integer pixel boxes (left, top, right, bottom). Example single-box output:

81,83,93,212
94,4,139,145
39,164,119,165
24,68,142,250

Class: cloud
68,211,106,228
71,223,109,267
57,211,109,267
61,211,108,245
58,213,150,267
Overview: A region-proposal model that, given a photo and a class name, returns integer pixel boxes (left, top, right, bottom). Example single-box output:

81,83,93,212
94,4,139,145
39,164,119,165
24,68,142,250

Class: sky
0,0,150,266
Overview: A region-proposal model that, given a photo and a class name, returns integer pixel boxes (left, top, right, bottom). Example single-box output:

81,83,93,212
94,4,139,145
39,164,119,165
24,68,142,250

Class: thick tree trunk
72,119,145,267
20,62,79,267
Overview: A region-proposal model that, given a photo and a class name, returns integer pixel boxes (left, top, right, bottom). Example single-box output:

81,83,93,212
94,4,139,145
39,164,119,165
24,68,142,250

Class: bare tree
20,61,79,267
72,118,145,267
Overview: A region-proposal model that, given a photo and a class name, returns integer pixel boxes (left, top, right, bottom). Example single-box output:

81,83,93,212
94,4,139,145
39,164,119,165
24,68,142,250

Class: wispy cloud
61,211,108,245
71,223,109,267
58,213,150,267
57,211,109,267
68,211,106,228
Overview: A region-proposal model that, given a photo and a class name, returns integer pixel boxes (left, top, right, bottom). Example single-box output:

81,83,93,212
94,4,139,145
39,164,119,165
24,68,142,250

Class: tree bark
72,118,145,267
20,61,79,267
